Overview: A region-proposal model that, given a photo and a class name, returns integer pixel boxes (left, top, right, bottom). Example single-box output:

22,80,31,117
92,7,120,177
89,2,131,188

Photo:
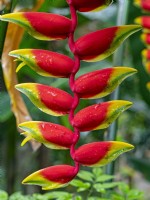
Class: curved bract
141,33,150,45
0,12,71,40
135,16,150,32
15,83,73,116
73,100,132,132
75,25,141,62
9,49,74,78
22,165,78,190
74,141,134,167
67,0,112,12
134,0,150,12
74,67,137,99
19,121,74,149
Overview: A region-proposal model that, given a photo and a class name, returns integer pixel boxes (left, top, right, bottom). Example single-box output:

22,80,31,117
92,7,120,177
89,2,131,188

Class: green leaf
88,197,109,200
94,182,121,192
100,182,122,189
110,194,124,200
77,170,94,182
70,179,91,192
0,190,8,200
93,184,106,193
44,192,72,200
92,168,103,177
96,175,114,182
77,183,91,192
127,189,144,200
118,182,129,193
70,179,85,187
74,196,82,200
9,192,30,200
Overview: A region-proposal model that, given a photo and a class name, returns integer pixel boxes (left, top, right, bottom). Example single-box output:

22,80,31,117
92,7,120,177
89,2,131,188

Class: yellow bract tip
141,49,147,57
134,17,142,25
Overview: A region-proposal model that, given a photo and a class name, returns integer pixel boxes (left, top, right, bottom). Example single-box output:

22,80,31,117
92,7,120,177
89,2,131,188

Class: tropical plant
0,0,141,192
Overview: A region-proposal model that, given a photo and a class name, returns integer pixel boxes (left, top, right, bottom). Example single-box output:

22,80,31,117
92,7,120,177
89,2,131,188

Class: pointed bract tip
134,17,142,25
112,100,133,107
9,49,32,58
119,67,137,74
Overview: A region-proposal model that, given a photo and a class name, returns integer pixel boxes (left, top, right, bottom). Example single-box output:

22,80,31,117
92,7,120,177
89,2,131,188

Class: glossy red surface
39,122,73,148
74,68,113,98
142,16,150,29
24,12,71,39
70,0,107,12
41,165,77,183
37,84,73,114
141,0,150,11
32,49,74,77
74,142,112,165
73,102,109,131
146,50,150,59
75,27,117,60
146,34,150,44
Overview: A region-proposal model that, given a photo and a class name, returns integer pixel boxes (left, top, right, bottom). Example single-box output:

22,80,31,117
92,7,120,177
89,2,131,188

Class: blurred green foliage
0,168,144,200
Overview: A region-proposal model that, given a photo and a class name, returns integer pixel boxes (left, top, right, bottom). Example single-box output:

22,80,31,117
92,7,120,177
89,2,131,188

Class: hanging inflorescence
134,0,150,90
0,0,141,190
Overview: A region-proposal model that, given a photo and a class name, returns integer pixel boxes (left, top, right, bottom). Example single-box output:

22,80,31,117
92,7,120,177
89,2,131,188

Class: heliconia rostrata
0,0,141,189
134,0,150,90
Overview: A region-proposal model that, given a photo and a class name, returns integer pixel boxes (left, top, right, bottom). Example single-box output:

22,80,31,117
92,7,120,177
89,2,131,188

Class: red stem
67,1,80,172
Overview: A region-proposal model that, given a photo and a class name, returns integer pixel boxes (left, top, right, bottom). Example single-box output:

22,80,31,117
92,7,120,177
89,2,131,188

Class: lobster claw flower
141,33,150,45
73,141,134,167
74,67,137,99
67,0,112,12
0,12,71,40
135,16,150,31
134,0,150,12
142,49,150,63
143,62,150,74
15,83,73,116
75,25,141,62
19,121,74,149
22,165,78,190
72,100,132,132
9,49,74,78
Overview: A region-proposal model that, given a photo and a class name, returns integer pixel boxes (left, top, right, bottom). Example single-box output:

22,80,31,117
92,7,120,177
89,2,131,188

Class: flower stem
105,0,129,176
67,1,80,173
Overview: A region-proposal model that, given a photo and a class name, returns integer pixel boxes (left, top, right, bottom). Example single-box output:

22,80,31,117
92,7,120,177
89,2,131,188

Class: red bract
74,67,137,99
9,49,74,78
72,100,132,131
134,0,150,12
19,121,74,149
141,33,150,45
144,62,150,74
142,49,150,61
0,12,72,40
23,165,78,190
67,0,112,12
74,142,134,167
135,16,150,30
75,25,141,62
15,83,73,116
